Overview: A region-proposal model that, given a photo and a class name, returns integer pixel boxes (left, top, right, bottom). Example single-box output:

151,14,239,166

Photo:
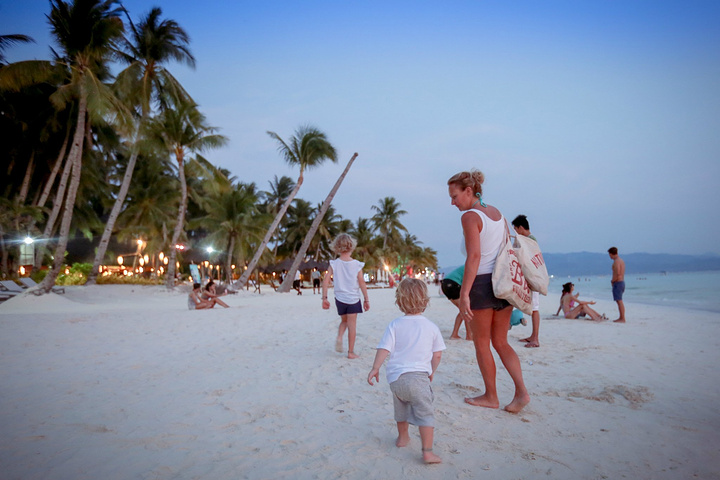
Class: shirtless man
608,247,626,323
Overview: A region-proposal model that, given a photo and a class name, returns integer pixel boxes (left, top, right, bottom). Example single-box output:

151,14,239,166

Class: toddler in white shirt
367,278,446,464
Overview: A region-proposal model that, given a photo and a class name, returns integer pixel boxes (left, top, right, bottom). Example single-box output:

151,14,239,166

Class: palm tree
87,7,194,284
278,153,359,293
146,100,227,288
235,125,338,288
371,196,408,250
263,175,295,256
0,0,125,293
192,171,260,284
0,34,35,65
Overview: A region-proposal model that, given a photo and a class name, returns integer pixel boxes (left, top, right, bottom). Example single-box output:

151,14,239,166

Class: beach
1,284,719,480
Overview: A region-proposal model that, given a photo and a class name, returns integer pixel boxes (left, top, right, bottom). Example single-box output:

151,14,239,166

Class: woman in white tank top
447,170,530,414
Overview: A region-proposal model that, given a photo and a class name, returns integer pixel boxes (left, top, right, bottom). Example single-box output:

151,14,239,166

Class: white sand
1,283,719,479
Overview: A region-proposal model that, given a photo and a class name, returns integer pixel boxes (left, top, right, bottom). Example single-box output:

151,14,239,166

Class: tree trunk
87,146,140,285
279,153,358,293
235,171,305,289
39,91,87,294
17,151,34,205
225,234,235,284
165,152,187,289
0,226,8,277
36,124,71,208
34,138,74,270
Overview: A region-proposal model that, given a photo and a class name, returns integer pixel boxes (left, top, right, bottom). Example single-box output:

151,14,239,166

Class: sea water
549,270,720,313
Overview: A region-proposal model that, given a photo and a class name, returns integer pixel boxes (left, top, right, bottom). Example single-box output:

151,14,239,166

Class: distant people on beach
440,266,472,340
322,233,370,359
447,170,530,413
188,283,217,310
558,282,606,321
293,269,303,295
512,214,541,348
311,268,322,294
367,278,446,464
202,280,229,308
608,246,626,323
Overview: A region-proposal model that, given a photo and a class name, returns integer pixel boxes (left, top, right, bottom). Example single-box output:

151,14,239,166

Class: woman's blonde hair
395,278,430,315
447,169,485,196
331,233,357,254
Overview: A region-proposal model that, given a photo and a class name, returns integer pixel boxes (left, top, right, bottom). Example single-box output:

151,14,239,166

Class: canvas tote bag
492,227,533,315
514,235,550,295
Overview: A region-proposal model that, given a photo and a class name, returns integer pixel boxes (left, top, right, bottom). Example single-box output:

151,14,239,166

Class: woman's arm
458,212,482,316
321,266,333,310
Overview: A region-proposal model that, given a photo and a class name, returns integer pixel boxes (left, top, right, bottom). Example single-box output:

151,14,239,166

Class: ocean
549,270,720,314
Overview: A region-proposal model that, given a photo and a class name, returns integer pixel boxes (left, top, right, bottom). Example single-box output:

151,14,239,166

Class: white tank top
461,209,506,275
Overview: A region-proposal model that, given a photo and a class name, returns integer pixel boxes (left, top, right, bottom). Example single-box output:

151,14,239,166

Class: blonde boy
322,233,370,359
367,278,446,464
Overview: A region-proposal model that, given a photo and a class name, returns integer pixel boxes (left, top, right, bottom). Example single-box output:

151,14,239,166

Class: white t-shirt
294,270,301,281
377,314,447,384
329,258,364,304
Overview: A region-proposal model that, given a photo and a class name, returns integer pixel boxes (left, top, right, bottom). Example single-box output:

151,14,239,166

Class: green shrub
96,274,164,285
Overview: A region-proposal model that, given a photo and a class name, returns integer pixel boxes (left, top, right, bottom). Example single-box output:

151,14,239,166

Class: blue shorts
335,299,362,316
612,281,625,301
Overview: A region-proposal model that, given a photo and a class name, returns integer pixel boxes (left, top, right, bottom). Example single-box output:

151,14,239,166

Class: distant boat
660,271,668,275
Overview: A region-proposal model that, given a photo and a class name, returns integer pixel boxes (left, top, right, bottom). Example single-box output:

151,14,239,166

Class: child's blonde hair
331,233,356,254
395,278,430,315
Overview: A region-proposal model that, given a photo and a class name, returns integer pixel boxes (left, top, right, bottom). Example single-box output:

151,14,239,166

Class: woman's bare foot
335,337,342,352
504,393,531,414
422,448,442,464
464,394,499,409
613,318,626,323
347,352,359,359
524,341,539,348
396,434,410,447
519,337,531,343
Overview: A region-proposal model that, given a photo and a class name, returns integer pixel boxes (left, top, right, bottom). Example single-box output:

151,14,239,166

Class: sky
3,0,720,268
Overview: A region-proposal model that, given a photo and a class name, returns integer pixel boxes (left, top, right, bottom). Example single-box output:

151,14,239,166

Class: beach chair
0,280,23,297
18,277,65,294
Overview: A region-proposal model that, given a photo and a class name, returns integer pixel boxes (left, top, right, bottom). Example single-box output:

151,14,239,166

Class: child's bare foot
613,318,626,323
504,392,531,414
335,337,342,352
422,448,442,464
464,394,499,409
396,434,410,447
347,352,359,359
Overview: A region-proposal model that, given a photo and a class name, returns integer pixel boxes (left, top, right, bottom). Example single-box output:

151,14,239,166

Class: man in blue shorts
608,247,626,323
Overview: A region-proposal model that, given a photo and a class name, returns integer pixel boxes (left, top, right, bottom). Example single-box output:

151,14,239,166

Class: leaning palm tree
0,0,126,293
147,100,227,288
278,153,358,293
371,196,408,250
235,125,338,288
87,7,194,284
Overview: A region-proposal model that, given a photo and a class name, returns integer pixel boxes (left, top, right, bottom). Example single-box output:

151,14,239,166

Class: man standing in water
608,247,626,323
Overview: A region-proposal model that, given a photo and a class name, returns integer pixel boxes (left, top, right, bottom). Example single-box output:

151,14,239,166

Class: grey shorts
389,372,435,427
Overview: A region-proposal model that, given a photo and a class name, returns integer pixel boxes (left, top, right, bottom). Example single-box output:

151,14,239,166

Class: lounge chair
18,277,65,294
0,280,23,295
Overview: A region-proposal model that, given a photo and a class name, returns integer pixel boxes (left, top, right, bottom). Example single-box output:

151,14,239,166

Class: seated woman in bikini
559,282,606,321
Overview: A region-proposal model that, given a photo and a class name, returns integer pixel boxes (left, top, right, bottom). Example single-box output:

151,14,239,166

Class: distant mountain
440,253,720,277
544,252,720,277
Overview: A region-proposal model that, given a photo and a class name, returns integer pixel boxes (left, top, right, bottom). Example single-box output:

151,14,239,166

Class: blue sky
3,0,719,268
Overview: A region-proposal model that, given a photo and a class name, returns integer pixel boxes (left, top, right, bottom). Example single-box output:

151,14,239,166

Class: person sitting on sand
322,233,370,359
560,282,606,321
188,283,217,310
202,280,229,308
367,278,446,464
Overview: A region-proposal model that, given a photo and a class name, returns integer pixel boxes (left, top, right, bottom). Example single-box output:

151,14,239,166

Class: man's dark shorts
441,279,461,300
335,299,362,316
612,281,625,301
